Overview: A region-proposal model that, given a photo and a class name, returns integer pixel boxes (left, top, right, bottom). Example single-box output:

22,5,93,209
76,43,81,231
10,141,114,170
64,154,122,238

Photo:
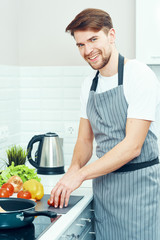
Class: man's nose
84,44,93,56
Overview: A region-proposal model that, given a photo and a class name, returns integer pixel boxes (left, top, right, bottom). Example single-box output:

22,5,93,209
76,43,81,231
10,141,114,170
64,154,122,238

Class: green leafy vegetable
0,162,41,187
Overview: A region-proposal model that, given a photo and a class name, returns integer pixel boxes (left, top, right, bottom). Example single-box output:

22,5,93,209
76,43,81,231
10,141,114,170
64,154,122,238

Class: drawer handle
80,218,91,222
89,209,95,212
76,223,85,227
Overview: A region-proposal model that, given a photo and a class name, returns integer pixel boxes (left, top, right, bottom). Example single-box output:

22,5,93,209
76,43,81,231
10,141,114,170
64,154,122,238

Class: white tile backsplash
64,99,80,110
20,100,42,110
41,88,64,99
0,64,160,169
42,77,64,88
20,88,42,99
64,88,81,99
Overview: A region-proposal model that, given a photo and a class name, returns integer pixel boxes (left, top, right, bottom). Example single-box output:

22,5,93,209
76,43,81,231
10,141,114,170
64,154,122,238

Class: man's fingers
50,183,60,203
65,190,71,207
50,185,71,208
53,186,63,208
59,189,66,208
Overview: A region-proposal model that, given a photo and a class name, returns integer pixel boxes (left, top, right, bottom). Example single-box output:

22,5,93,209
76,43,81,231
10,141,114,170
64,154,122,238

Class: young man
50,8,160,239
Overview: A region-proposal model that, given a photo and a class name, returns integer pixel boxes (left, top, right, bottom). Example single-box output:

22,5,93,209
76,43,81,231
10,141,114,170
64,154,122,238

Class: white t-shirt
80,59,160,138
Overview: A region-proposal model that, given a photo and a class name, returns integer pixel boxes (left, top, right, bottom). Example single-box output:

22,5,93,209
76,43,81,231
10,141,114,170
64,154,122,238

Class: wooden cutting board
35,194,83,214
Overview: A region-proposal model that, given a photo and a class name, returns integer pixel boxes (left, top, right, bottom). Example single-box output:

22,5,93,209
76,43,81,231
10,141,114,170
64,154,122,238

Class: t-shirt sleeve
127,63,160,121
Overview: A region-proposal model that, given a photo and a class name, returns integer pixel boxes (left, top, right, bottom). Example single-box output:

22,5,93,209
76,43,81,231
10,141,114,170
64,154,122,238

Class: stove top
0,215,61,240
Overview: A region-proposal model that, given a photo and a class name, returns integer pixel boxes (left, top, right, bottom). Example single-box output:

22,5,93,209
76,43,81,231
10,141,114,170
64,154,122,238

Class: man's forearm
79,119,151,180
69,138,93,170
79,137,139,180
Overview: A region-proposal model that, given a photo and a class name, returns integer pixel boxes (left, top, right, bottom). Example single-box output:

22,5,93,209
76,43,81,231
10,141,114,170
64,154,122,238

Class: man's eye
78,44,84,48
91,38,97,42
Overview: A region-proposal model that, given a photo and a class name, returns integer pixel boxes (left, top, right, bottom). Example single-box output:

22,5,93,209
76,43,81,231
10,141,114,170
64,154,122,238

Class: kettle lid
45,132,58,137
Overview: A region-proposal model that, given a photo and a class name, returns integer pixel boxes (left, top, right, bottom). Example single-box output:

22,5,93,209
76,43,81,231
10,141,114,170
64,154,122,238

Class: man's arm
50,118,94,207
79,118,151,179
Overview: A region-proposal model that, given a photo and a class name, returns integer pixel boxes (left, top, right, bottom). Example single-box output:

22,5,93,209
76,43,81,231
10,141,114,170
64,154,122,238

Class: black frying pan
0,198,57,229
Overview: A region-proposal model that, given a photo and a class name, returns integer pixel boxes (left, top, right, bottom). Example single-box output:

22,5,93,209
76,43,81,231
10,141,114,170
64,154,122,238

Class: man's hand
50,118,93,208
50,168,84,208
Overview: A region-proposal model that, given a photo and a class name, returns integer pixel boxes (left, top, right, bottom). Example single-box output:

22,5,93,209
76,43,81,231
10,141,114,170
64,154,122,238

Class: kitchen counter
37,174,93,240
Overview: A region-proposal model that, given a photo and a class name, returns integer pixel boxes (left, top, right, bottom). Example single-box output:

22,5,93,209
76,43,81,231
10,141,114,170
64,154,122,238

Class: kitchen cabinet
59,201,95,240
136,0,160,64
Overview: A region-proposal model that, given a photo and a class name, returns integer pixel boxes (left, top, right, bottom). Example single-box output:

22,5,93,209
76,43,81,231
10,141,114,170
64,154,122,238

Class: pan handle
24,210,57,218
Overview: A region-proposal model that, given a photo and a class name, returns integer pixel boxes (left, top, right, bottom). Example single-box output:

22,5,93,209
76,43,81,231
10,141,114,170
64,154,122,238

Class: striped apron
87,54,160,240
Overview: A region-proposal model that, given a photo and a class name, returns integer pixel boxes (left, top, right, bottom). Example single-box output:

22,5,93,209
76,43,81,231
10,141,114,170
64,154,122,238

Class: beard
85,51,111,70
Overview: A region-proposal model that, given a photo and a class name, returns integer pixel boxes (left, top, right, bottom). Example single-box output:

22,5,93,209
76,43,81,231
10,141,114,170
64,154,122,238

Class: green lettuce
0,162,41,187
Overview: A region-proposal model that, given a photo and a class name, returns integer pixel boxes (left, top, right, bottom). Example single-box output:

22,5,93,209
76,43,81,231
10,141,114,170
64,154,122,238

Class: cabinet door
136,0,160,64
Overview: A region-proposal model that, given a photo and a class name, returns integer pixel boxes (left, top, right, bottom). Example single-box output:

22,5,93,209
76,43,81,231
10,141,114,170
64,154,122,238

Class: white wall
0,0,19,65
18,0,135,66
0,0,136,66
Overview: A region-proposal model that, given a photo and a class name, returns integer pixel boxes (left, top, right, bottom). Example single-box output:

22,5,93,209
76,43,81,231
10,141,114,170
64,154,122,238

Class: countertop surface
37,174,93,240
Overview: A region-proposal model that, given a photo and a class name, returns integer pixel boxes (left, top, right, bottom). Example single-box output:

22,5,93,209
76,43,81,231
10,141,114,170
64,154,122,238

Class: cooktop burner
0,215,61,240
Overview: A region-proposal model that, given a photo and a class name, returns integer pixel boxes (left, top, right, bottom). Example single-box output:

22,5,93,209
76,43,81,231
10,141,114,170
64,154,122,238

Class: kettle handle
27,134,44,168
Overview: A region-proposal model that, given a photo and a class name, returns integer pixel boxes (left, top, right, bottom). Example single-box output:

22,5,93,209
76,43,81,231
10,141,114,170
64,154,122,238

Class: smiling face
74,28,115,71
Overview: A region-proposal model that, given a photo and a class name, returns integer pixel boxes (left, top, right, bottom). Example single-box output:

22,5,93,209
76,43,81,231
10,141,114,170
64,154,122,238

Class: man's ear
108,28,116,44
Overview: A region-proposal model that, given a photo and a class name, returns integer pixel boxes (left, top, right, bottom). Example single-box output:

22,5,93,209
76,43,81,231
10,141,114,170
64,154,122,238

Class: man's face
74,29,114,70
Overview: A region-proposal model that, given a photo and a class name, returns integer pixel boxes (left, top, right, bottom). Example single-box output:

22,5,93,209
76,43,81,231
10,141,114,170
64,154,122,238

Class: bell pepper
23,179,44,200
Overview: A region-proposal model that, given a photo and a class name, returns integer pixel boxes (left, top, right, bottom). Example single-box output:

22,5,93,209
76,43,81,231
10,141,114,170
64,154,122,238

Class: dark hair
66,8,113,36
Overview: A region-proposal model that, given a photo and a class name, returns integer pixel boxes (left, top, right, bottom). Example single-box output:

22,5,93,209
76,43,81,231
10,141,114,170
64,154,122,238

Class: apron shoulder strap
118,54,124,85
90,70,99,91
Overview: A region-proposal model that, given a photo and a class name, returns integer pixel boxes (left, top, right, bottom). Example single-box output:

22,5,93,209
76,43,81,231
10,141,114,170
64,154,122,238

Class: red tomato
17,190,31,199
0,188,10,198
47,196,61,207
47,199,53,206
1,183,14,196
